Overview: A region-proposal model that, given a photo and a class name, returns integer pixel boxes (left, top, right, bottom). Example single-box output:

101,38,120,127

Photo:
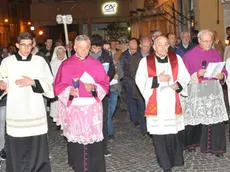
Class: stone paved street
1,110,230,172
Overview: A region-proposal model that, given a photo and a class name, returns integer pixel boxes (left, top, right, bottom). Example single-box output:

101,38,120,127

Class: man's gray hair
180,31,191,38
140,36,151,44
150,29,161,37
197,29,213,39
74,35,90,44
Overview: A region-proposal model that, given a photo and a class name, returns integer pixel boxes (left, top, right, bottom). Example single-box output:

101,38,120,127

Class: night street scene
1,0,230,172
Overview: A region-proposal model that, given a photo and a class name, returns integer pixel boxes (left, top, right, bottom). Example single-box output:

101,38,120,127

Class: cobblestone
1,110,230,172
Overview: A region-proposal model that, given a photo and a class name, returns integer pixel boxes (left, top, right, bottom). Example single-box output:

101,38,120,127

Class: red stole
145,52,182,116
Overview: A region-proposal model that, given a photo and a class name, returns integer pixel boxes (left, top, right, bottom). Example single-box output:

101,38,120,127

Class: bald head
153,36,169,57
154,36,168,45
140,37,151,54
128,39,138,55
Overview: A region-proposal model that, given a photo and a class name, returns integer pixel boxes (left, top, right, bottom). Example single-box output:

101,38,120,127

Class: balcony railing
153,1,192,27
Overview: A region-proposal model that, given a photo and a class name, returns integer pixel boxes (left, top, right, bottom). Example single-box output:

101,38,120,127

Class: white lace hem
64,134,104,145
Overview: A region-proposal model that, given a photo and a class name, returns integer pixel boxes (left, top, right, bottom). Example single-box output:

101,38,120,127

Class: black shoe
0,149,6,160
141,131,147,136
108,135,114,141
104,149,112,157
215,153,223,158
157,159,162,168
188,147,196,152
134,121,140,127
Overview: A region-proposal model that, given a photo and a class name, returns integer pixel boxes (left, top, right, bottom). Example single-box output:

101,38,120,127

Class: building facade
30,0,130,42
0,0,31,46
130,0,225,43
195,0,225,43
1,0,226,45
130,0,189,38
0,0,10,46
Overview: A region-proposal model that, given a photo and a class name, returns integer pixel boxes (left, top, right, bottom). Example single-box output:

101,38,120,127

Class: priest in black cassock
136,36,190,172
0,32,54,172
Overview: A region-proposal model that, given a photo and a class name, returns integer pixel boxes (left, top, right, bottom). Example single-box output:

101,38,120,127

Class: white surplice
136,54,190,135
1,54,54,137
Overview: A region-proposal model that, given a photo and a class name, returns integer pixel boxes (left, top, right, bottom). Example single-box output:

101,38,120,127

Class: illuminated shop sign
102,2,118,15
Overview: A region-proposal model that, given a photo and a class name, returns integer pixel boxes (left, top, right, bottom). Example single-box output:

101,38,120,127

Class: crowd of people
0,27,229,172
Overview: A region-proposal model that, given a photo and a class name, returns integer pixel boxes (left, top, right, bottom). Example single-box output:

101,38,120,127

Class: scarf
90,50,102,59
145,52,182,116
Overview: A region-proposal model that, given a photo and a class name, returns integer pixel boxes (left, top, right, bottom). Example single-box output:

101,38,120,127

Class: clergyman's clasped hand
69,88,79,97
0,80,7,91
158,71,171,82
198,69,206,77
85,83,95,92
15,76,35,87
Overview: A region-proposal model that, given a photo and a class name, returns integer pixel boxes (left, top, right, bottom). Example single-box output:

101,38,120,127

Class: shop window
91,22,128,40
83,24,88,36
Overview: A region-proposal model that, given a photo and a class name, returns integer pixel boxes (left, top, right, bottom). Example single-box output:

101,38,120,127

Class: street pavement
1,109,230,172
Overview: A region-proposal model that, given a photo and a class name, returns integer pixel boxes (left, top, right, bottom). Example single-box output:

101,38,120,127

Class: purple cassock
182,45,228,155
183,45,228,77
54,55,109,139
53,54,109,171
53,54,109,144
54,54,109,97
54,54,109,171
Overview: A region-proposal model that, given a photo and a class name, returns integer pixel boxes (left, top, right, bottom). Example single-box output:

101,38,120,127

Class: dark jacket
0,90,6,107
36,50,53,75
130,51,144,100
176,43,195,58
110,60,124,93
168,46,177,53
119,49,132,82
98,49,115,82
0,60,6,107
192,37,199,45
39,47,53,62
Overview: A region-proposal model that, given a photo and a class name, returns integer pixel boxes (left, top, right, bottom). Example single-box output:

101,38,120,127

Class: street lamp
38,30,44,36
30,26,35,31
3,18,10,45
56,14,73,57
4,18,8,23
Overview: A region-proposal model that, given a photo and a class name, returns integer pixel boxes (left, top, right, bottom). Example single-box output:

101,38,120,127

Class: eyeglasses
199,37,213,44
156,44,169,48
19,44,33,49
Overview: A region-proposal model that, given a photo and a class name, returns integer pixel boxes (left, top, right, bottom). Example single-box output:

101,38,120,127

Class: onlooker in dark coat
191,29,199,45
90,34,115,157
120,38,139,125
176,31,195,58
40,38,53,62
166,33,178,53
130,37,150,135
